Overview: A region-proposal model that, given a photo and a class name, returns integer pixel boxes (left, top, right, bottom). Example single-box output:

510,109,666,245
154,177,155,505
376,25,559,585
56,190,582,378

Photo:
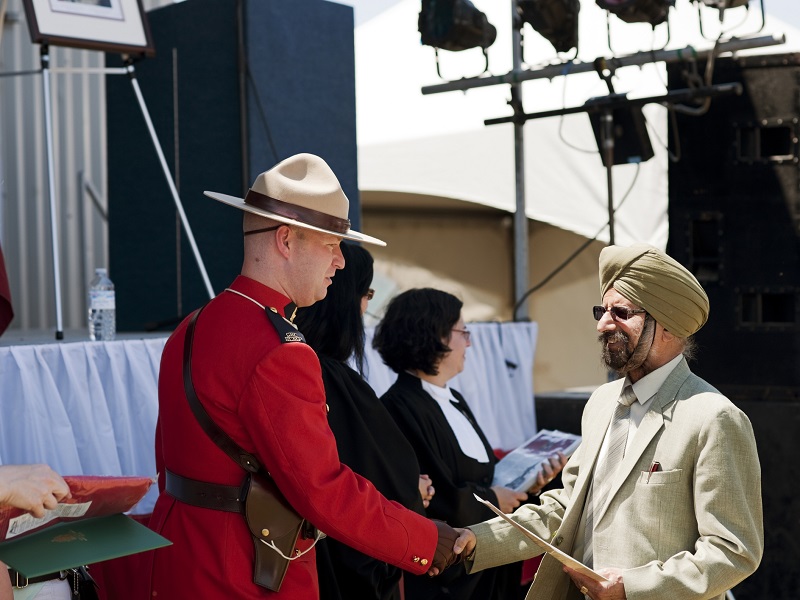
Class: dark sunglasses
592,305,646,321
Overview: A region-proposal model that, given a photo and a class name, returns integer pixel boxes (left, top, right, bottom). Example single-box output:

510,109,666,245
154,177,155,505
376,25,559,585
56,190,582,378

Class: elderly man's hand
0,464,71,518
564,566,626,600
453,527,476,560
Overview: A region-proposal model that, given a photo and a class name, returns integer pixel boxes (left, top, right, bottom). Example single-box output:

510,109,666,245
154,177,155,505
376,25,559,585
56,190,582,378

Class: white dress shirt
420,378,490,463
574,353,684,563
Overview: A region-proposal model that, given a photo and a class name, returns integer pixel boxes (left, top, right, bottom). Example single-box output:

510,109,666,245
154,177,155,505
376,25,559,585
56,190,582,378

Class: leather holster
243,472,305,591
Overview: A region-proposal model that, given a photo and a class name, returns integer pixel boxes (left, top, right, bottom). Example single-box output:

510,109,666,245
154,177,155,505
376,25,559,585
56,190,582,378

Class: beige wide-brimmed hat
204,153,386,246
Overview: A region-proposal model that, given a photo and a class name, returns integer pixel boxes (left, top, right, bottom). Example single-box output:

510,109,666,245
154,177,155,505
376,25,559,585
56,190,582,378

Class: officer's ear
273,225,293,259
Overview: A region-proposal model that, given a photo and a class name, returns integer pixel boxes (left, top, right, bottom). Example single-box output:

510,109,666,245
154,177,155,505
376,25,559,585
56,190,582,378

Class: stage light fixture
517,0,580,54
418,0,497,52
595,0,675,26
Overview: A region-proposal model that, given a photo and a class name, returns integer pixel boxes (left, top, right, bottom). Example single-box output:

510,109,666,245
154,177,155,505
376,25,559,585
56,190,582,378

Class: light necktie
582,386,637,569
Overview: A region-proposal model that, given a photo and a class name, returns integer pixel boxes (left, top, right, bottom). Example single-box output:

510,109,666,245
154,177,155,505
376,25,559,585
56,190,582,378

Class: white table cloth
0,322,538,514
0,335,167,513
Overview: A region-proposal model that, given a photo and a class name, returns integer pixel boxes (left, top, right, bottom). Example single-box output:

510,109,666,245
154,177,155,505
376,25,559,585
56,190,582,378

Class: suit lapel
594,359,692,524
568,380,625,522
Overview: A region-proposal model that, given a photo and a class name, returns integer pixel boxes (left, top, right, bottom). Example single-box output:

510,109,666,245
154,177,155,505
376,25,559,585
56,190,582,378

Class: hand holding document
473,493,607,583
0,475,154,540
492,429,580,492
0,476,170,579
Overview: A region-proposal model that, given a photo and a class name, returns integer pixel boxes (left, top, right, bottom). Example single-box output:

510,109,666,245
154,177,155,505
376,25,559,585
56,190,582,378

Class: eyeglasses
365,288,375,301
452,328,471,342
592,305,646,321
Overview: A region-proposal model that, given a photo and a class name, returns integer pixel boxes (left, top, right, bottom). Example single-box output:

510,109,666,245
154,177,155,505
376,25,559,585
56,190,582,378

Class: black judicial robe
381,371,501,600
316,357,425,600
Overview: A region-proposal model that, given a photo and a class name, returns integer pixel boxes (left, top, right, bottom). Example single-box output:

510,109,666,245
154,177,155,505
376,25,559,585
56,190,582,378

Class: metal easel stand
121,57,215,300
1,47,66,339
40,45,64,339
2,51,215,338
61,58,216,339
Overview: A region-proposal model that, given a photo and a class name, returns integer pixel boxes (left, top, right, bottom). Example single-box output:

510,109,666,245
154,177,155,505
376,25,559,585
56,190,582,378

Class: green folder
0,513,171,578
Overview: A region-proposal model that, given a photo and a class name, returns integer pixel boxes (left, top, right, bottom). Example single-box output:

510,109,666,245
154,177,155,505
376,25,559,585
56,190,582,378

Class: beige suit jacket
468,358,763,600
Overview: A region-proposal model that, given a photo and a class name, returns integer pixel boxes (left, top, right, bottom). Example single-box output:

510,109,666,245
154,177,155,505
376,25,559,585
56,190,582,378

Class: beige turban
599,243,709,338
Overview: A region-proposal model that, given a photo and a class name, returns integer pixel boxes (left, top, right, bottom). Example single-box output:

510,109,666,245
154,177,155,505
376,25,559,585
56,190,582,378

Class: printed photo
23,0,154,56
49,0,124,21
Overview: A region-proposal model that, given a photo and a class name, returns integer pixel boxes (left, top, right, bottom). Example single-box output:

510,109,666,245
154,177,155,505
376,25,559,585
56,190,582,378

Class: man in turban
449,243,764,600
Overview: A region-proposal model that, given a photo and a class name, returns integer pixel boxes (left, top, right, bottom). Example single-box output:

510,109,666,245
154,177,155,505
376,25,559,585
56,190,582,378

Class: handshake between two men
427,521,474,576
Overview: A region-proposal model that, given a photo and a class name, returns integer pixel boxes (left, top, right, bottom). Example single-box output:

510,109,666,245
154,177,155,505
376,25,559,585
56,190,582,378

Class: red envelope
0,475,154,541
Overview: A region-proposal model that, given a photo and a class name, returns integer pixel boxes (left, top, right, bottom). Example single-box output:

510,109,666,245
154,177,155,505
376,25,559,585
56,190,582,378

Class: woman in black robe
373,288,565,600
295,243,433,600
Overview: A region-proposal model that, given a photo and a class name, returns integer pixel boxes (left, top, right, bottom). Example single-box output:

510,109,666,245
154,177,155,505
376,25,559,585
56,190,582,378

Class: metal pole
601,109,615,245
485,83,742,125
422,33,785,95
41,47,64,340
125,62,215,300
511,5,529,321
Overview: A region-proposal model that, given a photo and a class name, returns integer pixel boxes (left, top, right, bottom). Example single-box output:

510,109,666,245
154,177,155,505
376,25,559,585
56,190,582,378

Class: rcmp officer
145,154,460,599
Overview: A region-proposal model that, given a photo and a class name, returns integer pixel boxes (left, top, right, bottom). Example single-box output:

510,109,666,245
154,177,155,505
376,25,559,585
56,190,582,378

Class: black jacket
381,371,501,600
316,358,424,600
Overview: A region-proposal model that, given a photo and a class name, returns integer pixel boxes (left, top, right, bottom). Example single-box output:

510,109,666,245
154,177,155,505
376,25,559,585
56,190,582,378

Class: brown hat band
244,189,351,235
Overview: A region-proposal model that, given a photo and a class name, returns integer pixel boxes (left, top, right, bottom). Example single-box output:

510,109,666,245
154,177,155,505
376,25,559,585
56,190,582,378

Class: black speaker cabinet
667,53,800,600
107,0,359,331
667,53,800,394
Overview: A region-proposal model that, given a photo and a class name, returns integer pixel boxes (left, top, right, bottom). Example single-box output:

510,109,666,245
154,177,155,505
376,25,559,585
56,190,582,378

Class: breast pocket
637,468,682,485
635,469,682,526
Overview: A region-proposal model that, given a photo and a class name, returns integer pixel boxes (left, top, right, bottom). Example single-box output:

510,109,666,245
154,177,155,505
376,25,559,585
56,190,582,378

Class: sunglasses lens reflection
593,306,636,321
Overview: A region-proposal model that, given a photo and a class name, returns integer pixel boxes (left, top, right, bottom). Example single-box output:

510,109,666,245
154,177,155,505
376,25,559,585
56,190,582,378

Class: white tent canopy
349,0,800,248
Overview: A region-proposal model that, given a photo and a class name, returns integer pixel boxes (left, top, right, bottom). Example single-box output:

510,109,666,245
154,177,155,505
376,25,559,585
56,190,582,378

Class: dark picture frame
22,0,155,57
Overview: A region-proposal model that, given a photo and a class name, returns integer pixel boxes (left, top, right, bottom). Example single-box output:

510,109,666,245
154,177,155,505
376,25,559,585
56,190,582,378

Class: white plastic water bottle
88,267,116,341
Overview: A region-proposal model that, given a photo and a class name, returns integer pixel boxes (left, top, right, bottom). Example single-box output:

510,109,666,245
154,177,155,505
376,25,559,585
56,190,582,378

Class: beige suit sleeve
467,440,583,573
623,401,763,600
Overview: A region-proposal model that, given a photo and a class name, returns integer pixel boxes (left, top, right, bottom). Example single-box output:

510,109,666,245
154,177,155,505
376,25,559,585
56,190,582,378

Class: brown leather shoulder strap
183,306,261,474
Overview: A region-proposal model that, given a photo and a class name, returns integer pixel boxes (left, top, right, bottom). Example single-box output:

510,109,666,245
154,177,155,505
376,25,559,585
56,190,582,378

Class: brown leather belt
165,470,244,513
8,568,67,588
165,469,318,540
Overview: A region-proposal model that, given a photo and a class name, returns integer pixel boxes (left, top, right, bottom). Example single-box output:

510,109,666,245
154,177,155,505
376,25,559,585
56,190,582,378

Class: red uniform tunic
144,276,437,599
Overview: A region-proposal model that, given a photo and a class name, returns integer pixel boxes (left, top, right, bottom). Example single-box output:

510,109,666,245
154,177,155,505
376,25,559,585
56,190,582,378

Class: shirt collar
629,353,683,404
419,378,457,405
228,275,293,318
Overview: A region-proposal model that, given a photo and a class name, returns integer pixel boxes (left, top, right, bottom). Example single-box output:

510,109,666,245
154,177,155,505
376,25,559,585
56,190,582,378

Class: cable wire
513,163,641,315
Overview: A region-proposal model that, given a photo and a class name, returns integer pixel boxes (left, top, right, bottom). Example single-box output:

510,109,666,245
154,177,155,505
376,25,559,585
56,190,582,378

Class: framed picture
22,0,155,56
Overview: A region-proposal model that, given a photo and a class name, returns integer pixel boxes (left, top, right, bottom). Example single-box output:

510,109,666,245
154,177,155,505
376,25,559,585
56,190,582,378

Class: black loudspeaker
107,0,359,331
667,53,800,600
667,54,800,393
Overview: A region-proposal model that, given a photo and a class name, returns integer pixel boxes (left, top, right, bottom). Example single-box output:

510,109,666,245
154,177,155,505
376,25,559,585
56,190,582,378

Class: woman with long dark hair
295,243,433,600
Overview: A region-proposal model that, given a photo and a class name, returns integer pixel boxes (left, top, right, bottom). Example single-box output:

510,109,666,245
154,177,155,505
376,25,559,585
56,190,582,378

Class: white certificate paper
473,494,608,583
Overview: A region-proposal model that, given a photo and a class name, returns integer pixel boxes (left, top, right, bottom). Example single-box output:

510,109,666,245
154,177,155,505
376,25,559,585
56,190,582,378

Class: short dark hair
295,242,373,375
373,288,463,375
